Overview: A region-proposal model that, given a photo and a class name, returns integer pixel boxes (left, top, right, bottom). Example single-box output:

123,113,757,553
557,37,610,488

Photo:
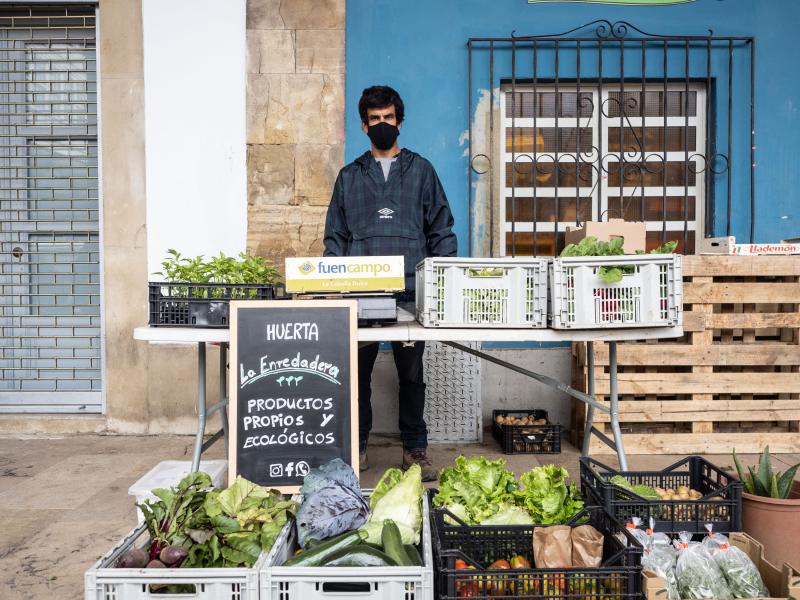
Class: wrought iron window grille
466,20,755,257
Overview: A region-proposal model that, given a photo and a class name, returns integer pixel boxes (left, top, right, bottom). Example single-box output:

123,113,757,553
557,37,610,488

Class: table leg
607,341,629,471
219,343,229,445
192,341,207,473
581,341,596,456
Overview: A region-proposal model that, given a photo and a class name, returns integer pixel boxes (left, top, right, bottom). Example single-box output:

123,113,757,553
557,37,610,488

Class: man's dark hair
358,85,405,124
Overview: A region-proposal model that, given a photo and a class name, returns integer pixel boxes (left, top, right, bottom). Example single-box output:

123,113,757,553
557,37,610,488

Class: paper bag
572,524,604,568
533,525,573,568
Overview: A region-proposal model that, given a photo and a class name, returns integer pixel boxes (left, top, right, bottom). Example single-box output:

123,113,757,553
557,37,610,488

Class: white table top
134,308,683,344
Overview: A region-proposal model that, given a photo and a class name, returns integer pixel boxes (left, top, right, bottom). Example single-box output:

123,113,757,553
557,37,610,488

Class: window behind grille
500,84,706,256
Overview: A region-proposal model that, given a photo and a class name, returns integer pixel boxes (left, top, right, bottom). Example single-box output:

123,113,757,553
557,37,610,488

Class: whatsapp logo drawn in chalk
239,352,341,388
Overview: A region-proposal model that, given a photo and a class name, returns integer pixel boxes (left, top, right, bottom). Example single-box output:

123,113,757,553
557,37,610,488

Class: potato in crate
415,257,548,328
549,253,682,329
580,456,742,535
491,409,562,454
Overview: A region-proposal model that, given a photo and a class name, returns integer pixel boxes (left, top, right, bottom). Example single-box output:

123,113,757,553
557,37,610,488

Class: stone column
246,0,345,265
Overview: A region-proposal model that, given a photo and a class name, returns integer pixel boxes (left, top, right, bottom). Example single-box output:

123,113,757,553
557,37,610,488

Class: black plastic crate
430,501,643,600
491,409,562,454
148,282,280,328
580,456,742,536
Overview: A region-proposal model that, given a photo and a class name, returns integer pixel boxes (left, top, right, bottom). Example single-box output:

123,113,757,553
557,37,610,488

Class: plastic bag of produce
702,526,769,598
641,521,679,600
675,532,733,599
624,517,650,546
296,459,369,548
648,518,676,558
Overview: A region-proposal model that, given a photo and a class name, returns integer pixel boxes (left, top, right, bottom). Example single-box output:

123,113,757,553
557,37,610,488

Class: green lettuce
561,236,678,283
479,503,534,525
361,465,423,545
516,465,584,524
433,456,519,525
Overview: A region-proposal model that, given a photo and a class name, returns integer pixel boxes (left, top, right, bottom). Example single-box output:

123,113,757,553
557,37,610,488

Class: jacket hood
354,147,418,175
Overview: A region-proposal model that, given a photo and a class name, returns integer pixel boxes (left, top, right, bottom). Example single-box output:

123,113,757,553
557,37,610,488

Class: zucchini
403,544,423,566
381,519,413,566
321,545,398,567
283,530,364,567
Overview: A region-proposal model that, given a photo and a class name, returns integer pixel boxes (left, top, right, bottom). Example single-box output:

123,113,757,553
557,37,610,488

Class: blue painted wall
345,0,800,249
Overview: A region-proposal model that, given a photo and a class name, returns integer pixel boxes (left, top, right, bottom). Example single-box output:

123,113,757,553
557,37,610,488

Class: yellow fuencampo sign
285,256,405,293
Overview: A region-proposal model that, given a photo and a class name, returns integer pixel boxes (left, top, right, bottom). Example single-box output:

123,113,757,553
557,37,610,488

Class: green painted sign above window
529,0,694,4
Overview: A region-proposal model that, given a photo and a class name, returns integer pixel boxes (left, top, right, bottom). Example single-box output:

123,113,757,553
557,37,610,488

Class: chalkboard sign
228,300,359,492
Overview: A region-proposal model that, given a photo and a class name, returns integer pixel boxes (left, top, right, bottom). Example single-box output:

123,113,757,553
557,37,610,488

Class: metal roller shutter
0,3,100,413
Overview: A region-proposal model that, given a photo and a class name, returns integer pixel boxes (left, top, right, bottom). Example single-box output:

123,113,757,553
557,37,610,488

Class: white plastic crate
261,493,434,600
128,460,227,524
84,523,266,600
549,253,683,329
415,257,548,328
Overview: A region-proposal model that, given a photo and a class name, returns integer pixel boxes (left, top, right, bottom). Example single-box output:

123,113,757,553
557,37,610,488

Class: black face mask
367,121,400,151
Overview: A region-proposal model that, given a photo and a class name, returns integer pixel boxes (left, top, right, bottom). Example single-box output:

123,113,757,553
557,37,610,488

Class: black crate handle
437,548,485,569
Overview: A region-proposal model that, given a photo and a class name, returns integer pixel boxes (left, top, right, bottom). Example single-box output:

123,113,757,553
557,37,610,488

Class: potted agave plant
733,447,800,568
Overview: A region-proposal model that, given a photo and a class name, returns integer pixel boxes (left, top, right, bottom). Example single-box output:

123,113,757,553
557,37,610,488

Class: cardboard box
698,236,800,255
564,219,646,254
643,532,800,600
698,236,736,254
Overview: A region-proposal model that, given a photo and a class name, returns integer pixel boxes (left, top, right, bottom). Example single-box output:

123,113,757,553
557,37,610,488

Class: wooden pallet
572,255,800,454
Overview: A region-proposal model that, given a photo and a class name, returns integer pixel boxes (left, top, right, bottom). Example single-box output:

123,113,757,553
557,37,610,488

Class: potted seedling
150,249,282,327
733,447,800,568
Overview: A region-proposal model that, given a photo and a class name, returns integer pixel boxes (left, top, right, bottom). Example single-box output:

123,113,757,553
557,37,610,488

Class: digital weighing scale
284,256,406,326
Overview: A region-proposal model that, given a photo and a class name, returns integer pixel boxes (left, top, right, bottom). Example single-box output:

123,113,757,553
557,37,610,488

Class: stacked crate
571,255,800,454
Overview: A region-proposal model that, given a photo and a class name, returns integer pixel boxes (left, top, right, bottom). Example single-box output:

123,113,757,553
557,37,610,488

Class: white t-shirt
375,156,398,181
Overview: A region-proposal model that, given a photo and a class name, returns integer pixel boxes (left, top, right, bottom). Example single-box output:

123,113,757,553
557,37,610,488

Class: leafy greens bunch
432,456,584,525
560,236,678,283
517,464,585,524
139,473,297,568
154,248,281,298
434,456,520,524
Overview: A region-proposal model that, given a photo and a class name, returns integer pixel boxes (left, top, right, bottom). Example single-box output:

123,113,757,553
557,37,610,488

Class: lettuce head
516,464,584,524
361,465,423,545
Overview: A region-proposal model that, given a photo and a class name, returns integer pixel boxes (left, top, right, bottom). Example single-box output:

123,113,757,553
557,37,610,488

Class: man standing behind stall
323,85,457,481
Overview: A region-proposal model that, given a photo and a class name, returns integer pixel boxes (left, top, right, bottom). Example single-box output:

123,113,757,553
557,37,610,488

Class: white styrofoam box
261,492,434,600
129,460,227,523
415,257,548,328
85,523,267,600
549,253,683,329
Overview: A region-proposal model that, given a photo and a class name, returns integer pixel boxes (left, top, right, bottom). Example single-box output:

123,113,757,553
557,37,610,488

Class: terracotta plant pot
741,480,800,569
